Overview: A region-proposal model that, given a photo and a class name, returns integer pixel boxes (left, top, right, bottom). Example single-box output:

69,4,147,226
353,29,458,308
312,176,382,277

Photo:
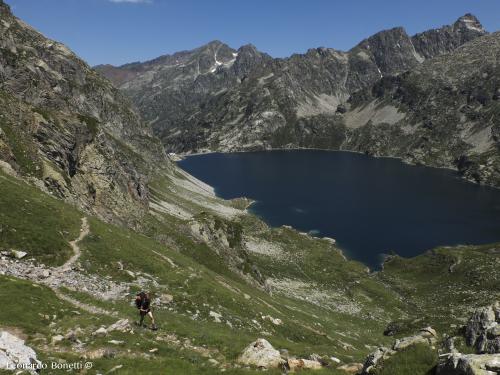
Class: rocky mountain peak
236,43,261,56
352,26,420,75
204,39,226,48
454,13,485,33
233,44,271,77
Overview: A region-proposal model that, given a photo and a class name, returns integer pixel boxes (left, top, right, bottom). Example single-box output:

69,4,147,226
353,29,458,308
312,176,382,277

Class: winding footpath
60,216,89,272
47,217,117,316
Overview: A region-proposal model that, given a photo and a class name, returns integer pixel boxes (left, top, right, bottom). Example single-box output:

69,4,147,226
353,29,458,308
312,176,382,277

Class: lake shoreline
175,147,499,190
177,149,500,269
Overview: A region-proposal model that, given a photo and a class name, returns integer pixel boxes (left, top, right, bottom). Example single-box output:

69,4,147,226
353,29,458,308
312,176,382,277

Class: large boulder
393,327,437,351
0,331,41,374
237,339,284,368
465,302,500,354
437,353,500,375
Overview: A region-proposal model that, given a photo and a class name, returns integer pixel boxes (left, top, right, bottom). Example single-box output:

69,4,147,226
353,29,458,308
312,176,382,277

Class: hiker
135,291,158,330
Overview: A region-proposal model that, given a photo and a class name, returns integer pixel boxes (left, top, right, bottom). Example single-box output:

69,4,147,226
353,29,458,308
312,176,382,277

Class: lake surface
178,150,500,269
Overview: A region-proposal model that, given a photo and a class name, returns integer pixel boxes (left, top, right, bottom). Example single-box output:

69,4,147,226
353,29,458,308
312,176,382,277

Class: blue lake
178,150,500,269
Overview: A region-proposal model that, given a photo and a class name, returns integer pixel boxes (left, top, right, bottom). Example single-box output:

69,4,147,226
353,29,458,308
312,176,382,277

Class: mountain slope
344,32,500,186
0,0,165,225
95,15,488,172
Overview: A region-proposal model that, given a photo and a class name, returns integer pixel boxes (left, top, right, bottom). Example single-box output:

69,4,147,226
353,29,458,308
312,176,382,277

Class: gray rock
437,353,500,375
393,327,437,351
337,362,364,374
107,319,132,333
465,303,500,353
287,357,323,370
237,338,284,368
11,250,27,259
92,327,108,337
51,335,64,345
0,1,167,225
0,331,42,374
108,340,124,345
361,346,394,374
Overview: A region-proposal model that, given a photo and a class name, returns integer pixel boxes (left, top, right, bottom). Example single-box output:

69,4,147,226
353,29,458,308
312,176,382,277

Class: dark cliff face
0,2,166,225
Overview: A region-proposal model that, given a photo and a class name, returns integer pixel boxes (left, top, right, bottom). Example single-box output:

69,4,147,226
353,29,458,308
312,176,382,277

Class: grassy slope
1,167,499,374
379,245,500,332
0,173,81,266
373,344,437,375
0,170,378,373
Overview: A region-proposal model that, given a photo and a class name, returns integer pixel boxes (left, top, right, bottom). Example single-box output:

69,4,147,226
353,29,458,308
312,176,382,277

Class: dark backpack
135,291,146,309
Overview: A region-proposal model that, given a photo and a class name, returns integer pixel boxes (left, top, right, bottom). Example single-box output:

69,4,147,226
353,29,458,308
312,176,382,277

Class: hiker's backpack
135,291,146,309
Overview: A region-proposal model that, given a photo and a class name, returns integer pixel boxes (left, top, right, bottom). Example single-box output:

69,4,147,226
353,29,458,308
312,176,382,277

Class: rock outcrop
287,358,323,371
361,346,396,374
393,326,437,351
361,327,438,374
237,339,284,368
237,339,326,371
465,302,500,354
0,331,41,374
437,353,500,375
437,303,500,374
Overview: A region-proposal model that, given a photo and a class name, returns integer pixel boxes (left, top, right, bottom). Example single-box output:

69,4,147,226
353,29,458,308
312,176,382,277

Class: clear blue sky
7,0,500,67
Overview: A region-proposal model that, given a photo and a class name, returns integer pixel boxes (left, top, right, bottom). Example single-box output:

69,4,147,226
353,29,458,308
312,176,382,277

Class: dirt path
58,216,89,272
47,217,117,315
53,288,117,316
151,249,177,268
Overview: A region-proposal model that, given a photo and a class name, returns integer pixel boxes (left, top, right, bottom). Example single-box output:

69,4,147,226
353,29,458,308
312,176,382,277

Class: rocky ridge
95,14,500,186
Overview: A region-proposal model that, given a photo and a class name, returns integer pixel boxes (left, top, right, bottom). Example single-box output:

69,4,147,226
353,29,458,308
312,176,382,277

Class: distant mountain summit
95,14,499,186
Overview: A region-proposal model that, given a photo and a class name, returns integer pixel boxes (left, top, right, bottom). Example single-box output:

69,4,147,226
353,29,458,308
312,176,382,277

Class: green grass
374,344,437,375
0,276,73,336
0,172,81,265
378,245,500,331
0,118,42,178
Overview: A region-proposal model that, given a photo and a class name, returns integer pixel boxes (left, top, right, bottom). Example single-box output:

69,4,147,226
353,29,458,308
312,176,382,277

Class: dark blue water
178,150,500,269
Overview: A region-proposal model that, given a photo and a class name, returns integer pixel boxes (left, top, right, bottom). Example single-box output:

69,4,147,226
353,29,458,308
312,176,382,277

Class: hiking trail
58,216,89,272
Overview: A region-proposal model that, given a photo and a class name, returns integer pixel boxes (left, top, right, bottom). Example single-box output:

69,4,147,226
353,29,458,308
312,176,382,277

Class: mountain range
96,14,500,187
